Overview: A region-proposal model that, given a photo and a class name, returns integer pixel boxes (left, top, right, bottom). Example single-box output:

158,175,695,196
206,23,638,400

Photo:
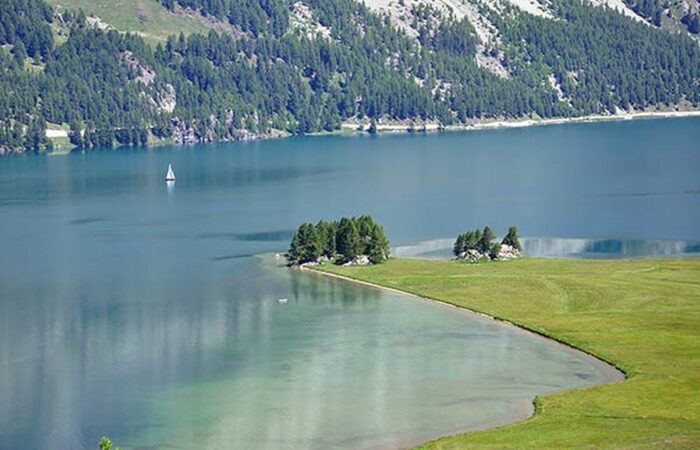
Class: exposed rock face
457,249,489,264
342,255,371,266
172,118,200,144
298,255,332,267
496,244,522,260
157,84,177,113
120,51,156,86
456,244,522,263
290,2,332,39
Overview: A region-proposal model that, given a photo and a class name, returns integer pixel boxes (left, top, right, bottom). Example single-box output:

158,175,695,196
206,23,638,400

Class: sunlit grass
318,258,700,449
47,0,218,44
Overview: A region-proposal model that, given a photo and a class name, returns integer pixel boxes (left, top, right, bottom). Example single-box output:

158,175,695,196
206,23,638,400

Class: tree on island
366,222,390,263
501,226,521,251
288,223,322,264
337,217,362,260
287,215,390,266
478,226,496,254
453,225,522,262
315,220,337,258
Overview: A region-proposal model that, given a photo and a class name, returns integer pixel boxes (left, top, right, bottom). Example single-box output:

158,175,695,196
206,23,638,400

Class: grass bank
315,258,700,449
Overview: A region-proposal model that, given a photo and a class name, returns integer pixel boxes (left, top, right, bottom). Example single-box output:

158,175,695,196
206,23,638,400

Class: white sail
165,164,176,181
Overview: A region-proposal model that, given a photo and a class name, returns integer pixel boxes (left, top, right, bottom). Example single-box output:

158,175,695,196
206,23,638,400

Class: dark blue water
1,117,698,449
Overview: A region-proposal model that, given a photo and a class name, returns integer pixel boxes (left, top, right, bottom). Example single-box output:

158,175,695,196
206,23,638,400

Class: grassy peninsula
316,258,700,449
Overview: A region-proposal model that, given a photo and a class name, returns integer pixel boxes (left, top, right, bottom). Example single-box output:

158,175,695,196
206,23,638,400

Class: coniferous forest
287,215,390,265
1,0,700,154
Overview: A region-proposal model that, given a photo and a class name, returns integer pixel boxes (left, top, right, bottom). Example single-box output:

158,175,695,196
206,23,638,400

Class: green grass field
47,0,219,44
317,258,700,449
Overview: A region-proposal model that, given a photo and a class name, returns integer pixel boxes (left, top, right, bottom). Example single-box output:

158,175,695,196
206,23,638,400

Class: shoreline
40,109,700,156
301,262,626,446
340,109,700,134
302,264,626,378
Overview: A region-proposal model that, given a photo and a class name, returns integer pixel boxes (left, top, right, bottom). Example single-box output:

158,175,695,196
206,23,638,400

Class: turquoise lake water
1,117,699,449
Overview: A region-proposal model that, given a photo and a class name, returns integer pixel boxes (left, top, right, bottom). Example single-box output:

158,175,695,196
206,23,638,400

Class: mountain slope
45,0,235,44
0,0,699,154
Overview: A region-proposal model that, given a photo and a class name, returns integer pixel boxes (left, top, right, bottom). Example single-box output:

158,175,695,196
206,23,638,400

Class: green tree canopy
501,226,522,251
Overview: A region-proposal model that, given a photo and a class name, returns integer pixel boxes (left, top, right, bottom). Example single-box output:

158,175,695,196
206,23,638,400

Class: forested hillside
1,0,699,154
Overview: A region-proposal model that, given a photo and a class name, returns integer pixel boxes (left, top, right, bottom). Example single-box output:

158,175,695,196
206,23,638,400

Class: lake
1,117,699,449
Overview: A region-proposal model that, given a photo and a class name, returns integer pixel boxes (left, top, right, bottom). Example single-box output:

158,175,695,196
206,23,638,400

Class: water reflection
166,180,175,197
394,237,700,259
0,258,619,450
523,237,700,258
2,118,698,449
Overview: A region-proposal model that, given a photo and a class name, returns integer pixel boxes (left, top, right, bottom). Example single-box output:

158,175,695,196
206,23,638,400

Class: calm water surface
2,117,699,449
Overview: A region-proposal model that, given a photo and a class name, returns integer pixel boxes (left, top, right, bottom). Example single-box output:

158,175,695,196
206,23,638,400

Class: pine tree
336,217,362,260
478,226,495,254
453,233,465,256
501,226,521,251
367,223,390,263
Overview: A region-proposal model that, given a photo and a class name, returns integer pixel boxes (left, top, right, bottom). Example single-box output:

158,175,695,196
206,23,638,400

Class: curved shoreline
301,264,627,446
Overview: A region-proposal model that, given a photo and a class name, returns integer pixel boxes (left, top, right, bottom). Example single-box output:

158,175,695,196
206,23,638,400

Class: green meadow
46,0,217,44
318,258,700,449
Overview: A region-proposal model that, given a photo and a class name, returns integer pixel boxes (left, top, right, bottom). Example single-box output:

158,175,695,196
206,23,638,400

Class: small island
287,215,390,266
453,225,522,262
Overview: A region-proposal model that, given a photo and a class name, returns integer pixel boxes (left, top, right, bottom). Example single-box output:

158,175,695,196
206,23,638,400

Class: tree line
453,226,521,260
287,215,390,265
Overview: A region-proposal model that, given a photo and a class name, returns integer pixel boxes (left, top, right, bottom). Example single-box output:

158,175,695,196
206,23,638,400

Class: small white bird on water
165,163,176,181
278,298,288,304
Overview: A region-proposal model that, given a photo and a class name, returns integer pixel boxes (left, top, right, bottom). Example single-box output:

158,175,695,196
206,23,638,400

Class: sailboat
165,163,176,181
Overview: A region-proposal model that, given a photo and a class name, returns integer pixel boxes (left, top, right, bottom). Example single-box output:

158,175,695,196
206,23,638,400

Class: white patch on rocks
86,16,112,30
456,244,522,263
548,73,568,103
496,244,522,260
361,0,514,78
456,249,490,263
120,51,156,86
586,0,646,22
120,51,177,114
290,2,332,39
158,84,177,113
342,255,372,266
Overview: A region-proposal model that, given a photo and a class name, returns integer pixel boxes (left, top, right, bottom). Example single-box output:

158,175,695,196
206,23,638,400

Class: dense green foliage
501,226,521,251
1,0,700,153
623,0,667,26
681,11,700,34
319,258,700,449
453,225,520,259
98,436,119,450
159,0,289,37
287,215,390,265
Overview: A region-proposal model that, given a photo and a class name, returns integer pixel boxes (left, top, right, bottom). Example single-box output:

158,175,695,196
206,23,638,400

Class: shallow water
2,117,699,449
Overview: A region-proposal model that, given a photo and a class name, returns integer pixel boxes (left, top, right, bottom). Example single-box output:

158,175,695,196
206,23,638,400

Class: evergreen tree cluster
159,0,290,37
1,0,700,154
681,11,700,34
453,225,521,260
623,0,667,26
287,215,390,265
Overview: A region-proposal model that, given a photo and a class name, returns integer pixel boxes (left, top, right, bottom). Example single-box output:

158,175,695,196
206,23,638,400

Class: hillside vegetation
1,0,700,154
318,258,700,449
45,0,226,44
